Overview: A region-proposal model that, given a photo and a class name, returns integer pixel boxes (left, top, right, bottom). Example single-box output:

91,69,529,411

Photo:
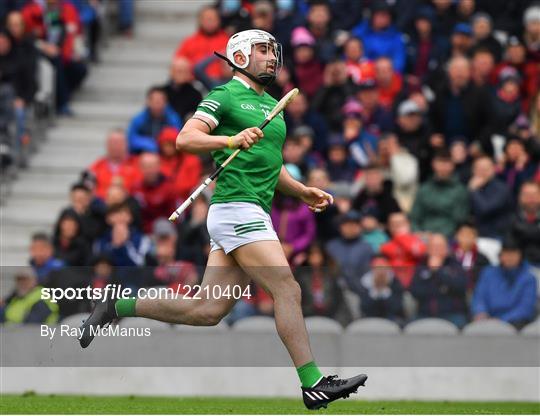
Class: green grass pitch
1,394,539,414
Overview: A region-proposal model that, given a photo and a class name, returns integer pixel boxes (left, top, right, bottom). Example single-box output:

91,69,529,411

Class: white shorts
207,202,279,254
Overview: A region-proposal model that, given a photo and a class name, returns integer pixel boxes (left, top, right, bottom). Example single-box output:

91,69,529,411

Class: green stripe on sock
233,221,265,231
296,361,323,388
236,226,267,235
115,298,137,317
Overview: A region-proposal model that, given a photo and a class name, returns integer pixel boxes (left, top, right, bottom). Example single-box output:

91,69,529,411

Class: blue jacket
31,258,65,284
94,228,152,268
349,129,379,168
351,21,406,73
127,106,182,154
472,263,537,324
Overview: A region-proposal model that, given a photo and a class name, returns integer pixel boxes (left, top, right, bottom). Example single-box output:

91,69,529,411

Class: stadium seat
119,317,172,330
60,313,90,327
304,316,343,334
520,319,540,337
404,318,460,335
232,316,276,332
477,238,501,265
172,321,229,333
345,318,401,335
462,319,517,336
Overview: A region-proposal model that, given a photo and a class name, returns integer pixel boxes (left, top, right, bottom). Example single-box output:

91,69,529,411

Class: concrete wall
1,326,539,401
2,367,539,402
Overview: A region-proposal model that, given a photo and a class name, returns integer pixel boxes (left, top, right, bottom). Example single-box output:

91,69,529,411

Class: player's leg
231,240,313,367
135,249,249,325
230,240,367,410
79,249,249,347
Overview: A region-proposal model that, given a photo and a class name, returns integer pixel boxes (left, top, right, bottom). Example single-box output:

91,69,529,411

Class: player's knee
271,275,301,304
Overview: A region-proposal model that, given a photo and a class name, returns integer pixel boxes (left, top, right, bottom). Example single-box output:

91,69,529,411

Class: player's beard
250,57,278,86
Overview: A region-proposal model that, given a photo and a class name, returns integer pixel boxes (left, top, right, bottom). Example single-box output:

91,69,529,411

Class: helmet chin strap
214,52,276,87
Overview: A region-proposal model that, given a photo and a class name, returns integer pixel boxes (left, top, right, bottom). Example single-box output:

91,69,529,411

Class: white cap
524,5,540,25
398,100,422,116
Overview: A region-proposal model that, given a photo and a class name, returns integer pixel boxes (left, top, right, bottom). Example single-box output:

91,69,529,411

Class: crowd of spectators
2,0,539,332
0,0,134,172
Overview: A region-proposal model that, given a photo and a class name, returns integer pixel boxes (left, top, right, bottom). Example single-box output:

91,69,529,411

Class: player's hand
301,187,334,213
231,127,264,149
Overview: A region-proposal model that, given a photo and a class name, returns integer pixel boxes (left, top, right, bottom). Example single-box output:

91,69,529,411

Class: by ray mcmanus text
40,324,152,340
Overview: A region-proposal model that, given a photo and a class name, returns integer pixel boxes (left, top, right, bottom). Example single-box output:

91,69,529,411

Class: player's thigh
198,248,251,312
230,240,297,297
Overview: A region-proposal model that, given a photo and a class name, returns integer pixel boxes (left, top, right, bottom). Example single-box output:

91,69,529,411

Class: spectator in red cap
132,153,177,234
88,129,139,200
290,26,324,99
380,212,426,288
375,57,402,109
174,5,229,79
157,126,202,201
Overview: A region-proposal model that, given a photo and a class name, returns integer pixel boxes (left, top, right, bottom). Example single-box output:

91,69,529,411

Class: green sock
115,298,137,317
296,361,323,388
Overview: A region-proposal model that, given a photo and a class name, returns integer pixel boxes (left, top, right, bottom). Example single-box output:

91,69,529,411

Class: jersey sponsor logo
199,99,220,112
240,103,256,110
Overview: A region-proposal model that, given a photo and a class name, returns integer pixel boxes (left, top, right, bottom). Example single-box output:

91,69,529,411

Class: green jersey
193,76,287,213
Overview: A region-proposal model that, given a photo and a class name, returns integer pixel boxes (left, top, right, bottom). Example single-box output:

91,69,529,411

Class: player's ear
233,51,246,66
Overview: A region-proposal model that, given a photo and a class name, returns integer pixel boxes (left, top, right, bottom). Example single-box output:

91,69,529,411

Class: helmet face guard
249,39,283,86
224,30,283,86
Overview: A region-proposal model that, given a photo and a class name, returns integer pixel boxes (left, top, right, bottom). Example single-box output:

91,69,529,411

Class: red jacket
89,157,139,199
377,73,403,109
380,233,427,288
21,0,82,63
174,30,229,78
159,154,202,201
132,176,178,234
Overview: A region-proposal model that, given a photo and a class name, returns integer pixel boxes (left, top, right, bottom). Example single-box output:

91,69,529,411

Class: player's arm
176,117,263,154
276,166,334,212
